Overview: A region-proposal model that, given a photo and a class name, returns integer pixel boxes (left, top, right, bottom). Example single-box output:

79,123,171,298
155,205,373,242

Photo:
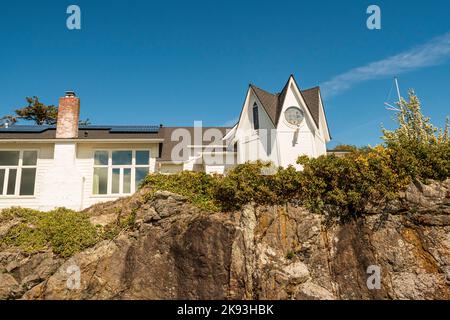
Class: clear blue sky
0,0,449,147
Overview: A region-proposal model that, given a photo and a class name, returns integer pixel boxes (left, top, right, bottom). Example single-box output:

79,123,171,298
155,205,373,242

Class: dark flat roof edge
0,125,233,140
0,125,161,134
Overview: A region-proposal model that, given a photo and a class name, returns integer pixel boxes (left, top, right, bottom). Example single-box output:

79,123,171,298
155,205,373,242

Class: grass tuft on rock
1,207,107,258
0,204,140,258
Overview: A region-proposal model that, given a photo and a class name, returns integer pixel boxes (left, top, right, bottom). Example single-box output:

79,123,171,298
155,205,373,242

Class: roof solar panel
77,125,107,130
0,125,53,133
109,126,160,133
0,125,160,133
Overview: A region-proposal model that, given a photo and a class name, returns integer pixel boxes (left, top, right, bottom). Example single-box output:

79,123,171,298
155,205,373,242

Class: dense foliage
296,147,409,219
141,162,302,212
141,148,410,220
143,171,220,211
141,92,449,219
382,91,449,181
0,208,99,257
0,207,136,257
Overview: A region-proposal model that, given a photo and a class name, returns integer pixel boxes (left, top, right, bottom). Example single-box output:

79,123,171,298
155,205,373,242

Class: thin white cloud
321,32,450,99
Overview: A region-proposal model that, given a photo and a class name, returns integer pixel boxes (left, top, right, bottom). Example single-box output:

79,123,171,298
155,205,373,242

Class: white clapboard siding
0,142,159,211
0,143,54,211
76,142,158,209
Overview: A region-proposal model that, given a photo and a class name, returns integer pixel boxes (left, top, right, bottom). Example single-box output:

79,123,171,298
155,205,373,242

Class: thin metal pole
394,77,401,102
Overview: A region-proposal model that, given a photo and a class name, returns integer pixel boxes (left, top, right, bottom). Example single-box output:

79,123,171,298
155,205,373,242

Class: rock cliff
1,180,449,300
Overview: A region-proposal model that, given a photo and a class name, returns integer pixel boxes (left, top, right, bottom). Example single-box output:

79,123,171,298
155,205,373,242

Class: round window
284,107,304,125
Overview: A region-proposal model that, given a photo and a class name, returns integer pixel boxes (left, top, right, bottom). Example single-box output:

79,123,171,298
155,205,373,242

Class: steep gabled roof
250,85,280,126
276,80,289,124
299,86,320,128
250,78,320,128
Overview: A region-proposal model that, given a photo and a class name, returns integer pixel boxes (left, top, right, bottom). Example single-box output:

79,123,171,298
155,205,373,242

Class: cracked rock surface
1,180,449,300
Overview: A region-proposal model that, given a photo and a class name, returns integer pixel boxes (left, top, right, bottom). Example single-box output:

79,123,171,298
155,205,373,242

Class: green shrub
0,207,41,223
141,162,301,212
214,161,277,211
294,91,448,220
142,171,219,211
382,91,449,181
2,223,48,253
41,208,100,257
214,162,302,211
331,144,358,152
1,207,100,257
297,146,410,220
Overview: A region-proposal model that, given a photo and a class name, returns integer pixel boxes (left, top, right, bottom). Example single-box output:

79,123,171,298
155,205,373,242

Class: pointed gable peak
247,75,322,128
250,84,279,126
274,76,291,124
249,75,292,126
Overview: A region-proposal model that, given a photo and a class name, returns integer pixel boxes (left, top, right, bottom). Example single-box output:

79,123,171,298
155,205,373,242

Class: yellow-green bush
213,161,277,211
140,92,448,220
382,91,449,181
213,162,301,211
142,171,220,211
1,207,100,257
297,146,410,220
140,162,302,212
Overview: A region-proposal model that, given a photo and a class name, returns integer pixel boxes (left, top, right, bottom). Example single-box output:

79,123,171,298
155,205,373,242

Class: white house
225,75,330,169
0,75,330,210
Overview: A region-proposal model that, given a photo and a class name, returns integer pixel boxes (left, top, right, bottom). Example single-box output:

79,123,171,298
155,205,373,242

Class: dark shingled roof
250,85,280,126
300,87,321,128
250,82,321,128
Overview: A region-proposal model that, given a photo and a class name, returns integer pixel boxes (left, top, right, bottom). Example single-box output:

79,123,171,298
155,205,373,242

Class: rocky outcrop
1,180,449,300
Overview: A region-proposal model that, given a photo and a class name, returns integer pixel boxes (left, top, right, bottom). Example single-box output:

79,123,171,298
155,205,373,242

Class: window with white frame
92,150,151,195
0,150,38,196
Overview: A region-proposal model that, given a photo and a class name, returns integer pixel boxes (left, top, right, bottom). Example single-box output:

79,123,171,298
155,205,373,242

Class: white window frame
0,149,39,197
92,149,151,196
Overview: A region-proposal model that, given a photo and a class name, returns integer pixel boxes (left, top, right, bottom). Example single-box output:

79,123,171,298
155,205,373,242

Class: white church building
0,75,330,210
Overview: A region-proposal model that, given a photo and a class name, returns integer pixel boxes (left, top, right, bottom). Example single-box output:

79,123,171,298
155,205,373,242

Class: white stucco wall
0,142,159,211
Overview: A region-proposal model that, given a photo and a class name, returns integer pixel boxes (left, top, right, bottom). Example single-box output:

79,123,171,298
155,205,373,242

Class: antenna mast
384,77,402,111
394,77,401,102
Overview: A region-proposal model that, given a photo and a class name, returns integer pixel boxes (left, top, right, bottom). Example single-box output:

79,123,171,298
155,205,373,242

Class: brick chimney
56,91,80,139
